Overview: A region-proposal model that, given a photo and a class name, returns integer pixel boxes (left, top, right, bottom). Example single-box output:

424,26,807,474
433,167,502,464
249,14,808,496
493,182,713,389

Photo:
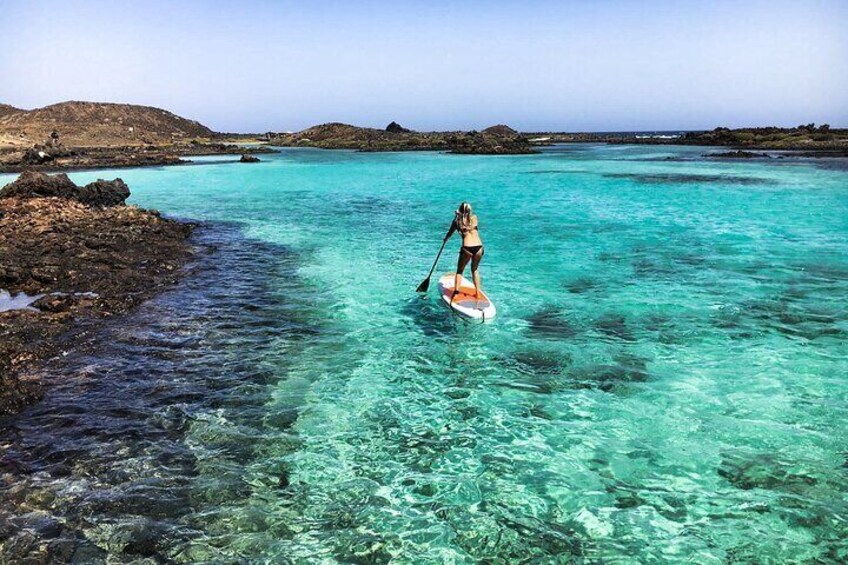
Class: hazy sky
1,0,846,132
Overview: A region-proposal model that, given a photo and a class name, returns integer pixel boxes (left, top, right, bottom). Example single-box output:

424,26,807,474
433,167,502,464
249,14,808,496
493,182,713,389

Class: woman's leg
453,249,472,299
470,247,484,297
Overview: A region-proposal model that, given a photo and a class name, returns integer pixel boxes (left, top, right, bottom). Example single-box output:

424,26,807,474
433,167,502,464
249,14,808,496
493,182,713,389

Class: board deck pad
438,273,496,321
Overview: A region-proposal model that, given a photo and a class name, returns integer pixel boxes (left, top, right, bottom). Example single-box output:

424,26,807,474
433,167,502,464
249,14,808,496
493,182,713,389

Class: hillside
0,104,23,118
0,101,215,147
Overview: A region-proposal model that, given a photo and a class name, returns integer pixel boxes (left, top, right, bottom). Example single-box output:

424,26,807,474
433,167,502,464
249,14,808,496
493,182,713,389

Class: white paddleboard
438,273,496,322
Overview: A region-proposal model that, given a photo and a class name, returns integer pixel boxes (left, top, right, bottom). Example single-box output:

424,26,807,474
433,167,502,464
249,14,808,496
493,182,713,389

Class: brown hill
482,124,518,136
294,122,381,143
0,101,215,147
0,104,23,118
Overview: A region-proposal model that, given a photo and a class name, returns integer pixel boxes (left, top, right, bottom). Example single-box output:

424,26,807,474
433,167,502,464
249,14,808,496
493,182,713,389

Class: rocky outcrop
269,122,536,154
385,121,411,133
240,154,260,163
482,124,518,136
77,178,131,206
0,184,193,414
448,125,536,155
0,171,130,207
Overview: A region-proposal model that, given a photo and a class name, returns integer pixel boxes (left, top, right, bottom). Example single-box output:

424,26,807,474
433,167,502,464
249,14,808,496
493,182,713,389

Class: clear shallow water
1,145,847,563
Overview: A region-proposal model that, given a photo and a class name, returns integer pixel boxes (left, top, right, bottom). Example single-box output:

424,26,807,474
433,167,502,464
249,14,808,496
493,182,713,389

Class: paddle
416,225,452,293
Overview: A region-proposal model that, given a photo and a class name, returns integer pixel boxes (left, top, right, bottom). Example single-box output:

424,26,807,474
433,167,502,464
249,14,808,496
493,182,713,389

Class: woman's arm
444,218,457,241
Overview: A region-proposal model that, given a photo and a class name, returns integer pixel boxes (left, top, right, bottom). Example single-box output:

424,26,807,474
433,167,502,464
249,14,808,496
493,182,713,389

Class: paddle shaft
425,237,449,280
417,224,453,291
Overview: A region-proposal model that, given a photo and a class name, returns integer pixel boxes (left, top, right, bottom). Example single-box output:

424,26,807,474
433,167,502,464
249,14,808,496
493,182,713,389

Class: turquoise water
2,145,847,562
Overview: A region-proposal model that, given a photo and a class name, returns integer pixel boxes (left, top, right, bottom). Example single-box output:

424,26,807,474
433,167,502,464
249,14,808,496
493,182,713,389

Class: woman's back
457,214,482,246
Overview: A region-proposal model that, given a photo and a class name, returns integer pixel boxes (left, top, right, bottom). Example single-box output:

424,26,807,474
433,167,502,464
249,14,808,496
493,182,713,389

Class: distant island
2,101,846,173
0,102,541,172
266,122,538,154
525,124,848,154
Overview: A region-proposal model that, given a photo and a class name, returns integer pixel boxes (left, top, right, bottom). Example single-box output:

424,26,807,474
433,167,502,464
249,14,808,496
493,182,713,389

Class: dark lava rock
0,194,193,414
704,150,771,159
385,121,411,133
0,170,77,199
77,178,130,206
0,171,130,207
22,148,54,164
240,154,260,163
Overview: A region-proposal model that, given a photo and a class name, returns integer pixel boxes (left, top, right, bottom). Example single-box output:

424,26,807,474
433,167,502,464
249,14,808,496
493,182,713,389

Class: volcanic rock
0,171,130,207
385,121,411,133
77,178,131,206
0,193,193,414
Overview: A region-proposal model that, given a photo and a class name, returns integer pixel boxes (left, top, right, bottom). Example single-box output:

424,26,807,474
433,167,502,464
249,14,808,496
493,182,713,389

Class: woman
444,201,484,300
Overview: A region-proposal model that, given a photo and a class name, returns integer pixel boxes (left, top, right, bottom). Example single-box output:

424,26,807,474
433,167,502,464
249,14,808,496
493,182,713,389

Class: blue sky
1,0,846,132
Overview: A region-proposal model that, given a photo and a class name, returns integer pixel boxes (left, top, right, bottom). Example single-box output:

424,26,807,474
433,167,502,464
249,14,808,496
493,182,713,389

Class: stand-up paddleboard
438,273,496,322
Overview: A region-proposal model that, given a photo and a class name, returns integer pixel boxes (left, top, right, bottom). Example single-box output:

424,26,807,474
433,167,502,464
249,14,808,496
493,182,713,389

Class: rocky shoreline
0,143,275,174
0,172,194,414
525,124,848,154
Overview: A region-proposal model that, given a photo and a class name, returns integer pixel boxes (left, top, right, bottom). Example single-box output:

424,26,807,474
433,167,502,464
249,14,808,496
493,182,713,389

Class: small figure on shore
444,201,484,300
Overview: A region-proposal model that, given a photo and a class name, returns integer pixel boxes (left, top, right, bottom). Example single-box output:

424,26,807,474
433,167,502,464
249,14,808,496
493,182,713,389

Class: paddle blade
416,277,431,293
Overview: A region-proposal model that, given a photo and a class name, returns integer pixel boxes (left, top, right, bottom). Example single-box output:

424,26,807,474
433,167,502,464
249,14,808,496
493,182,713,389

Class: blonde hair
455,202,473,233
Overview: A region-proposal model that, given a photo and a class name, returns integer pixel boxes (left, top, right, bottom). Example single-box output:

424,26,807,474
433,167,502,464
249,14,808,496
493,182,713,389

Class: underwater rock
526,306,579,339
568,363,648,392
718,452,818,492
497,350,573,394
595,313,635,341
603,172,769,185
564,277,598,294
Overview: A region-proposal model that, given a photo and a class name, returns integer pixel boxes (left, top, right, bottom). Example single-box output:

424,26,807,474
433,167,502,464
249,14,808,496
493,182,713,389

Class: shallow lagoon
1,145,847,562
